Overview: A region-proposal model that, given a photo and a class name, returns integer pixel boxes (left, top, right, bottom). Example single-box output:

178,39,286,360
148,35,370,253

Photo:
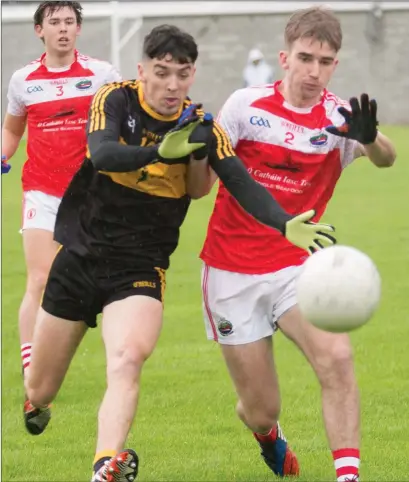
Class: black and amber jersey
54,80,235,270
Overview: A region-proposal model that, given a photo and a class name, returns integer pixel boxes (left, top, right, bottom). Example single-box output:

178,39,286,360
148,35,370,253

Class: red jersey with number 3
200,81,358,274
6,50,121,197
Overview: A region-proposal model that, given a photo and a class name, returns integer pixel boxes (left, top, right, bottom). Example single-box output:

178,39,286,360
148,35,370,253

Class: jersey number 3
284,132,295,145
56,86,64,97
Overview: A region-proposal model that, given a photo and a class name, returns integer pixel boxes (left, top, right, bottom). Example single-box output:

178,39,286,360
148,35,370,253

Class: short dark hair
34,1,83,26
285,7,342,52
143,25,198,64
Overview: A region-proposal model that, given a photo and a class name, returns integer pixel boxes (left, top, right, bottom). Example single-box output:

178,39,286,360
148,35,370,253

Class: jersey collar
273,80,327,114
40,49,78,72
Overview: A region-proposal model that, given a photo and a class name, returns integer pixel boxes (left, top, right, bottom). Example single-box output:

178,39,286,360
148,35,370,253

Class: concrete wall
2,8,409,124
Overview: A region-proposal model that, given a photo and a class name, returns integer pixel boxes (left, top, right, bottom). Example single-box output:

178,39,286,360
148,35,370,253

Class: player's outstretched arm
357,131,396,168
211,153,292,229
87,85,159,172
185,110,299,231
211,154,336,253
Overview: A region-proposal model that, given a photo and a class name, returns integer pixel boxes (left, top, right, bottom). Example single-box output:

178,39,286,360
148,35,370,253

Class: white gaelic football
296,245,381,333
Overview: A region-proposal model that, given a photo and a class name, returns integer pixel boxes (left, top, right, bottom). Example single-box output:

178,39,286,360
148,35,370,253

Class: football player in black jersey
24,24,336,481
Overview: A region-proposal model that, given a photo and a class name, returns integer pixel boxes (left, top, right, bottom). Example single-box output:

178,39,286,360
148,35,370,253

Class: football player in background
1,0,121,435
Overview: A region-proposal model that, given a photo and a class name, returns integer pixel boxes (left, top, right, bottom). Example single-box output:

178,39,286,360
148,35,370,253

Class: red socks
333,448,360,481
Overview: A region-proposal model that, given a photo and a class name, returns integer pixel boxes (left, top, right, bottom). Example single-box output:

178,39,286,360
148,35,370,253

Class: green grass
2,126,409,481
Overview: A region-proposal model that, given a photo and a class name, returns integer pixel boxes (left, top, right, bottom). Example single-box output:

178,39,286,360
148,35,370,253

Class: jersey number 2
56,86,64,97
284,132,295,145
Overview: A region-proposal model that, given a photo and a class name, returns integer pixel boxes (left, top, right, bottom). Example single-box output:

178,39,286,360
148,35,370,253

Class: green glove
284,210,336,255
158,119,206,159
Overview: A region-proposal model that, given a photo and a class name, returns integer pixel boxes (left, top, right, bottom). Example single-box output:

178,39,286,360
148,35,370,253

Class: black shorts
42,247,166,328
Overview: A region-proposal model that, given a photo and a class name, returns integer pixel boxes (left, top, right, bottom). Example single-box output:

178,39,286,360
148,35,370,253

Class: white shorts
201,264,301,345
21,190,62,232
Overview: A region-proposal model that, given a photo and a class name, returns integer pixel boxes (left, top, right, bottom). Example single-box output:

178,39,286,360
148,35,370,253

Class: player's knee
106,347,147,384
314,336,355,387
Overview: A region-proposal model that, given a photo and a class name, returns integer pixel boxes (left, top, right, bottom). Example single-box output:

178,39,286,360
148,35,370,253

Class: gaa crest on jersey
75,79,92,91
250,116,271,128
217,318,234,336
26,85,43,94
309,132,328,147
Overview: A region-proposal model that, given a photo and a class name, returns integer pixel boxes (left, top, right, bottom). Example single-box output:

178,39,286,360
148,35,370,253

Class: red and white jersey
201,81,358,274
7,50,122,197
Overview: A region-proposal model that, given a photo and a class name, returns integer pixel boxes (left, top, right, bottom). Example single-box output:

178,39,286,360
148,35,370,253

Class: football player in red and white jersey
1,1,121,435
199,7,396,481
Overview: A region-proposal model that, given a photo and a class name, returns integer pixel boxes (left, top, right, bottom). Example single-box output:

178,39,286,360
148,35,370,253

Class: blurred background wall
2,1,409,124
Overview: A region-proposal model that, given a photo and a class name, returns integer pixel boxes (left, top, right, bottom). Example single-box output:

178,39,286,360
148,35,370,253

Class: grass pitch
2,126,409,481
